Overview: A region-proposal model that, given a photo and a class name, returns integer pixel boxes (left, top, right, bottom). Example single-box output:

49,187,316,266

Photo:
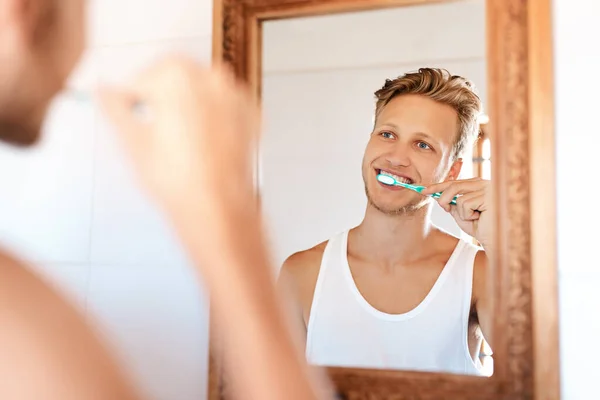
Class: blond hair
374,68,482,159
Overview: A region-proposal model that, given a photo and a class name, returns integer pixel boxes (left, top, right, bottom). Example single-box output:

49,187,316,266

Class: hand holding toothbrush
97,56,326,400
98,56,260,216
422,178,493,249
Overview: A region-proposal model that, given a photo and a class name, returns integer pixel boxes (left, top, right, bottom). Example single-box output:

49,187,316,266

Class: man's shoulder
433,228,486,257
278,241,329,325
0,249,31,281
280,241,328,283
0,249,49,301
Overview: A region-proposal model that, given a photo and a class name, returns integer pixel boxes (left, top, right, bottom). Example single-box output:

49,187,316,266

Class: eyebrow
377,122,399,130
413,131,438,143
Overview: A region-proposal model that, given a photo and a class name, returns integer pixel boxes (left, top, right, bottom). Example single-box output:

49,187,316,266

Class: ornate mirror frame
209,0,560,398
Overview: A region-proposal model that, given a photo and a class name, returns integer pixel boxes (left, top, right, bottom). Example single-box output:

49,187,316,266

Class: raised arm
99,57,331,400
473,251,493,347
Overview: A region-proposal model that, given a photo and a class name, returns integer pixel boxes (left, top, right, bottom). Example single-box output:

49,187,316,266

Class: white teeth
380,170,412,184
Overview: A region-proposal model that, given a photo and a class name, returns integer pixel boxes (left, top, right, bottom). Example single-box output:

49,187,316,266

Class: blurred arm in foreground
0,1,328,397
99,58,331,400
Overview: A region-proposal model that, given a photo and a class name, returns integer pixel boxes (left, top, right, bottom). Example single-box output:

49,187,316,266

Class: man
0,1,324,399
279,68,493,375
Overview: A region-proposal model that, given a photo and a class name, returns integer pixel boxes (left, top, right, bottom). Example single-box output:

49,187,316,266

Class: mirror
212,0,560,397
260,0,494,376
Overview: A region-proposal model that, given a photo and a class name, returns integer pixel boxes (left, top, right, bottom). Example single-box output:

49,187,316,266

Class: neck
351,203,435,265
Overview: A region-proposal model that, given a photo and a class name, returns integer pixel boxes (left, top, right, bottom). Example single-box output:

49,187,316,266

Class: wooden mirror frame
209,0,560,398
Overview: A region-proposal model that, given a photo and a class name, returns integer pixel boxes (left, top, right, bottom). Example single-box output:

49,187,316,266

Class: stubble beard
364,184,429,216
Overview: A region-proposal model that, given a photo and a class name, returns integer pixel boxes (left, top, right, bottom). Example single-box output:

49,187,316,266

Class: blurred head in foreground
0,0,85,146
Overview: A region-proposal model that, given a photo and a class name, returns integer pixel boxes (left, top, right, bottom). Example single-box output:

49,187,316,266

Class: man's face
0,0,85,146
362,94,463,215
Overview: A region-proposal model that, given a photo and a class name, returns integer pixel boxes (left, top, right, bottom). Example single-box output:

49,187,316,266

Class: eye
416,141,432,150
380,131,395,139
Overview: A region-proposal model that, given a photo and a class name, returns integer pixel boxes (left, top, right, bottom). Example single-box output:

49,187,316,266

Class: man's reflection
278,68,493,376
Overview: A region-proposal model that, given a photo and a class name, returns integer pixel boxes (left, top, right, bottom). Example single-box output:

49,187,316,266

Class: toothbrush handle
430,192,458,206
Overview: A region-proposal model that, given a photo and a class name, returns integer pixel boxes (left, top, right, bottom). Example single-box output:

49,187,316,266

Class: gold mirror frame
209,0,560,398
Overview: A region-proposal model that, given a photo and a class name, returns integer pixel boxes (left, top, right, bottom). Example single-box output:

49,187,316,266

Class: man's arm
278,256,310,341
473,251,493,348
0,253,142,400
173,206,331,400
423,178,494,347
99,59,331,400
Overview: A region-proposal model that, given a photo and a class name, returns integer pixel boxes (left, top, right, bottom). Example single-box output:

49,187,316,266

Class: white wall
554,0,600,398
261,0,487,267
0,1,213,400
0,0,596,399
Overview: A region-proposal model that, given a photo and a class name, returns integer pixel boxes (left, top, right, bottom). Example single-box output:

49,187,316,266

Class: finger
449,204,462,221
456,192,485,220
436,184,468,210
426,179,484,195
422,181,452,195
431,182,487,209
437,181,485,212
98,86,144,131
422,177,483,195
97,86,151,150
130,56,210,107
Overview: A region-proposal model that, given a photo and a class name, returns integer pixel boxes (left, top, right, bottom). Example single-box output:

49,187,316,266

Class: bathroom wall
0,1,213,399
0,0,597,399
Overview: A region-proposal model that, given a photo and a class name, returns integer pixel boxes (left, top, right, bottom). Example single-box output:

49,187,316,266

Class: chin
0,119,43,147
0,99,49,147
377,199,418,211
370,201,418,216
366,190,423,215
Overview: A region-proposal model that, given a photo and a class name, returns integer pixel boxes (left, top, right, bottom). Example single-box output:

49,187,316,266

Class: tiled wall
0,0,597,399
0,2,213,399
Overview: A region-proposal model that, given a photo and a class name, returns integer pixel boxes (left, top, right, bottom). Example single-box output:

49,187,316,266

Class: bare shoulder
0,249,42,296
0,249,141,399
431,227,462,254
0,247,76,328
0,250,68,304
472,248,493,345
0,248,24,269
280,242,327,282
278,241,328,326
0,248,20,269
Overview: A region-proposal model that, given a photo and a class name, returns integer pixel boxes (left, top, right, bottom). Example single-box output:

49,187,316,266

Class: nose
384,141,412,167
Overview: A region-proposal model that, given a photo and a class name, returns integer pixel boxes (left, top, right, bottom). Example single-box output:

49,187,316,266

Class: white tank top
305,230,483,376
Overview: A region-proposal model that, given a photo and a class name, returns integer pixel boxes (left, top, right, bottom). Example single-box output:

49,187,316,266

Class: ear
445,158,463,181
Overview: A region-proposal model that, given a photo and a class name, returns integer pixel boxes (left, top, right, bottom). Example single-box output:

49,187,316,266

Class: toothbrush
376,174,458,205
64,88,150,119
65,88,93,104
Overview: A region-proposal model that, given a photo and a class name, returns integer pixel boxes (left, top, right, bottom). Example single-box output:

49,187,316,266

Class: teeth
380,170,412,184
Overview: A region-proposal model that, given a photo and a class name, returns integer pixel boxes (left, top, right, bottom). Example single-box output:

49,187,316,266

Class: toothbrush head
376,173,425,193
64,88,151,121
376,174,396,186
376,173,457,205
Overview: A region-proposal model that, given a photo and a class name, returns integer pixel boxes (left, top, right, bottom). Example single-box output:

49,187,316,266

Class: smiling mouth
376,169,415,185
